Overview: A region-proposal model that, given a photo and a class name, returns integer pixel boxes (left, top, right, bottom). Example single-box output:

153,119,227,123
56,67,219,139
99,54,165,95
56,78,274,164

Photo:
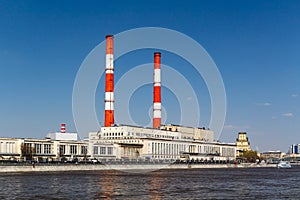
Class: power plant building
89,125,236,161
0,35,237,164
89,35,236,162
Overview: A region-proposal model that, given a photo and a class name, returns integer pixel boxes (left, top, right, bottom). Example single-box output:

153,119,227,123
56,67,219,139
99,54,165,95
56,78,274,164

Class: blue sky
0,0,299,152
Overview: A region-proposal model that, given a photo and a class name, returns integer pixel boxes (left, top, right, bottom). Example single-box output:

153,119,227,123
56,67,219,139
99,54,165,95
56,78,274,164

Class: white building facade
89,125,236,162
0,137,89,162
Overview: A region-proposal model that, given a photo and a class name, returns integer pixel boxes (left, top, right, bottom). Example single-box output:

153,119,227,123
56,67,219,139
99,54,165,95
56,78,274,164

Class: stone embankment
0,163,276,173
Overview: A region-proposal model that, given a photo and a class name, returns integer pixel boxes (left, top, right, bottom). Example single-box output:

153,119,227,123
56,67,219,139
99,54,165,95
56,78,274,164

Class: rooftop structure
160,124,214,142
46,124,78,141
260,151,285,160
46,132,78,141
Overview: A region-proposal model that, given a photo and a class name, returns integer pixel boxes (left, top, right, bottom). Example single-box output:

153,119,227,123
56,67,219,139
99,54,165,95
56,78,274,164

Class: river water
0,166,299,199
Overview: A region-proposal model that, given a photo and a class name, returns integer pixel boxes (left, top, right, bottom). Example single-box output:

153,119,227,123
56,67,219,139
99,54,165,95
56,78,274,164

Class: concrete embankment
0,163,276,173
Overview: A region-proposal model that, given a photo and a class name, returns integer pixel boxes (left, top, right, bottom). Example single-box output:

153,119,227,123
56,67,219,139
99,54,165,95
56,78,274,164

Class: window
93,146,98,155
81,146,87,155
6,142,15,153
59,145,65,155
100,147,106,155
35,144,42,154
23,143,32,155
152,142,155,155
70,145,77,155
107,147,113,155
44,144,51,154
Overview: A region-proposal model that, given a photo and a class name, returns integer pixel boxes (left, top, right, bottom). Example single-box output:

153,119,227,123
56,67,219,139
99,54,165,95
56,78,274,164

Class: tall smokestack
104,35,114,127
61,123,66,133
153,52,161,128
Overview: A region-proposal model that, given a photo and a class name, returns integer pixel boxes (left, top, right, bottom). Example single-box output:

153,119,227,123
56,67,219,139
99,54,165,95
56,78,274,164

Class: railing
0,159,231,166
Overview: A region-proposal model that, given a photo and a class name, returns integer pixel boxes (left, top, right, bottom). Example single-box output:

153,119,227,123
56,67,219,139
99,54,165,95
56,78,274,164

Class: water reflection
149,172,163,200
1,167,300,199
95,171,117,199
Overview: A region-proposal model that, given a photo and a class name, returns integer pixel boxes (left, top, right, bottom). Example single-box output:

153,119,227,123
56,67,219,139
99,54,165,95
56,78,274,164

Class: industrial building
89,125,236,162
1,35,237,164
88,35,236,163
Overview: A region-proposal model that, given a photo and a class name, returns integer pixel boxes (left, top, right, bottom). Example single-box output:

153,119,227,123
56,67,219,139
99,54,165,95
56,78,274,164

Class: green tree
242,150,259,163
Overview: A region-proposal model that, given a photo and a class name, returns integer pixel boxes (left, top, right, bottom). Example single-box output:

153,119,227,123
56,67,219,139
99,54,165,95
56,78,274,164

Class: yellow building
236,132,251,157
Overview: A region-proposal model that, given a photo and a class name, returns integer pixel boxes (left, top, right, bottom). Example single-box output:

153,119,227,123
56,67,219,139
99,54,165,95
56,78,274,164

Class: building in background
260,151,285,163
289,144,300,154
0,137,88,162
282,144,300,162
236,132,251,157
0,138,23,161
0,124,89,162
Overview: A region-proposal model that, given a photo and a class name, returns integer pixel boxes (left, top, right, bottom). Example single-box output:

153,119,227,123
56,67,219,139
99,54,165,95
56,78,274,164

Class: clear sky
0,0,299,152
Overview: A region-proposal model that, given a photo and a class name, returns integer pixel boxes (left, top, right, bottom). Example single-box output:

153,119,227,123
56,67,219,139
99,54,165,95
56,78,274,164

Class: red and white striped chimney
153,52,161,128
104,35,114,127
61,123,66,133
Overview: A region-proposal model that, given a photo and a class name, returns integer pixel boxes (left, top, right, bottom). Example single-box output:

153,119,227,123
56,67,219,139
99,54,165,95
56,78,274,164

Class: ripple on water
0,167,300,199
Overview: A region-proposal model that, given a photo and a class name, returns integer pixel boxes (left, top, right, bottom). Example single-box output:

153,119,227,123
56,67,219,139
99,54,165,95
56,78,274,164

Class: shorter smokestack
61,123,66,133
153,52,161,128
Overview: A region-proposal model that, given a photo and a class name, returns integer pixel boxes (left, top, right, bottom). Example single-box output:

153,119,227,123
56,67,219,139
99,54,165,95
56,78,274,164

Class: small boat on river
277,161,291,169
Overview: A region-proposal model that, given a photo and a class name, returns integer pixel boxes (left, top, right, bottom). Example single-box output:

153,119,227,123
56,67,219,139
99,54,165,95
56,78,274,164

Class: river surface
0,166,299,199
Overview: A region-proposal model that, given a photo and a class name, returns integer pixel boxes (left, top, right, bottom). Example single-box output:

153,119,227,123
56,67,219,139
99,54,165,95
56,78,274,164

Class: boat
277,161,291,169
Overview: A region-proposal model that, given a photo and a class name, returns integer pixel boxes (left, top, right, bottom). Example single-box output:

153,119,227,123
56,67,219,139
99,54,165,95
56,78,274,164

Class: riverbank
0,163,277,173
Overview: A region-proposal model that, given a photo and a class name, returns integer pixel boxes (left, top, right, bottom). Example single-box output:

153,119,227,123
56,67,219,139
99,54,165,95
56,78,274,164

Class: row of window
0,142,16,154
104,137,136,140
93,146,113,155
221,147,235,157
32,144,51,154
103,132,124,136
61,145,87,155
23,143,87,155
152,142,185,156
102,132,179,140
151,142,235,157
23,143,52,155
103,139,141,144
